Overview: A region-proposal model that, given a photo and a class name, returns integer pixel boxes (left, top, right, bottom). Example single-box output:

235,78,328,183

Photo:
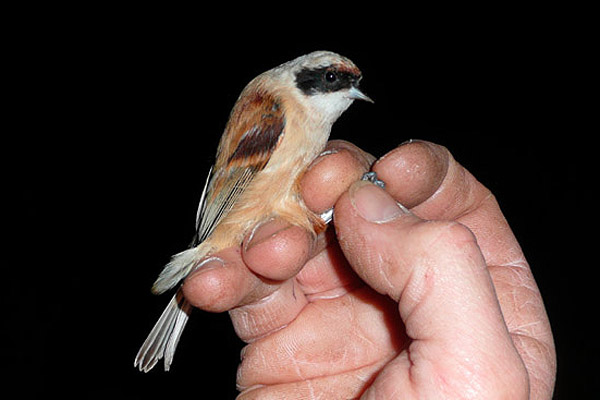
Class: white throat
305,91,355,126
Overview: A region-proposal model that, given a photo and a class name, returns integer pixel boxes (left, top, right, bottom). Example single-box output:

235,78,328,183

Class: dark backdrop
13,8,592,399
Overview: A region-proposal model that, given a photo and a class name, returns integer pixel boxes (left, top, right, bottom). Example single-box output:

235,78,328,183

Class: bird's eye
325,71,337,83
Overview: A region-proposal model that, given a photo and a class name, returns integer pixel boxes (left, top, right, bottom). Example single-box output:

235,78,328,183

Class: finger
301,139,375,214
182,241,310,343
372,140,489,219
181,247,274,312
235,217,363,342
372,139,450,210
231,218,318,342
229,278,308,343
373,140,556,396
372,140,507,266
182,218,312,312
334,181,529,397
243,218,314,281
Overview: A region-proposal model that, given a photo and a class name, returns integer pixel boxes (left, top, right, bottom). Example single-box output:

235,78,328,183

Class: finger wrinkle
501,258,530,271
488,262,554,361
238,361,386,400
237,289,402,390
230,280,308,342
304,281,363,302
375,252,396,297
233,309,290,343
457,187,495,220
510,333,557,400
397,257,438,336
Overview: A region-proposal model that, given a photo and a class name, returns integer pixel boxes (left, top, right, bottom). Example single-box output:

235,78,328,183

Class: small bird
134,51,372,372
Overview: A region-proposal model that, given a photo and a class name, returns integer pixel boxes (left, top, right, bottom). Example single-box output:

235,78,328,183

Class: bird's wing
193,88,285,245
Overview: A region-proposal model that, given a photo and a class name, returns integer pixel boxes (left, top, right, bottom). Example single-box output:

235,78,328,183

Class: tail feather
164,295,192,370
151,248,200,295
134,289,191,372
137,244,210,372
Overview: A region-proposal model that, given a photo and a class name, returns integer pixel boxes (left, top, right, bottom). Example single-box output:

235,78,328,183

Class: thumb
333,180,529,396
334,179,501,321
333,180,418,301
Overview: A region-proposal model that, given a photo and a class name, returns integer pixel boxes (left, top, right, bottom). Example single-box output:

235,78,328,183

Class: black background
12,6,594,399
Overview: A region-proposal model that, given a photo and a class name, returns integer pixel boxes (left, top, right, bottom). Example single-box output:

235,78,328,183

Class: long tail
134,289,192,372
151,248,201,295
136,245,210,372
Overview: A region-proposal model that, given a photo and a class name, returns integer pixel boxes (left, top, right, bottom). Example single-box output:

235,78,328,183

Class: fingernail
318,148,339,157
244,218,292,252
186,257,224,281
350,181,409,223
306,148,339,172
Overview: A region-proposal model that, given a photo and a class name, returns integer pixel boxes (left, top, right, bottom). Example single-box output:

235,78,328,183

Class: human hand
182,140,556,399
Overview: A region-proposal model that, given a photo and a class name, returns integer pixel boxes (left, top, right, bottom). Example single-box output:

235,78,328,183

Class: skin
182,140,556,399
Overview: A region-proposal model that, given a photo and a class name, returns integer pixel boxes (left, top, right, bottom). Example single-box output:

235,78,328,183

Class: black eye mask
295,66,361,96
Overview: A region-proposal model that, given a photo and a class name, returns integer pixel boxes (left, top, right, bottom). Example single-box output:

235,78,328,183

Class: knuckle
419,220,480,258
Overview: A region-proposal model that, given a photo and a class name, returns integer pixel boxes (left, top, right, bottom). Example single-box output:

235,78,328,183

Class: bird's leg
318,171,386,224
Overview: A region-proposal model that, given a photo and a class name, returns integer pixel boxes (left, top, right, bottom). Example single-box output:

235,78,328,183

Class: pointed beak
348,86,374,103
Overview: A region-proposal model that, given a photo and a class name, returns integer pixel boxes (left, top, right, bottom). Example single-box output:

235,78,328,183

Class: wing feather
192,86,285,247
194,165,213,232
